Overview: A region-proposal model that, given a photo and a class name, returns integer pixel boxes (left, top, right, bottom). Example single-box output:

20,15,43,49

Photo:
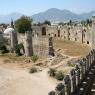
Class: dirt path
0,66,57,95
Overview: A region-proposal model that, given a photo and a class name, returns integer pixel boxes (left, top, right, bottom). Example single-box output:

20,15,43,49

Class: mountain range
0,8,95,23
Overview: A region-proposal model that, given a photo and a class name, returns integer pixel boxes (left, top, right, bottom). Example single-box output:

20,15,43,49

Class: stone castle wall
18,34,49,57
1,16,95,57
32,24,92,46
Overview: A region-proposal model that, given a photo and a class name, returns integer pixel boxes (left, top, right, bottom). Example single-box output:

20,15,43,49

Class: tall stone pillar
63,75,71,95
55,83,65,95
67,27,70,40
0,32,4,45
92,50,95,61
48,37,55,56
79,61,84,80
25,31,33,56
91,16,95,49
10,31,18,53
69,69,76,93
75,65,80,86
86,55,89,70
82,58,86,75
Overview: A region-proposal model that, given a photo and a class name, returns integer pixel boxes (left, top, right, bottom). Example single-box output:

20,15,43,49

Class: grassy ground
0,53,27,62
53,38,91,57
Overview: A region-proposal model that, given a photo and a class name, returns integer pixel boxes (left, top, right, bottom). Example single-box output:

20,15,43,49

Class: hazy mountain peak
46,8,61,12
0,8,95,23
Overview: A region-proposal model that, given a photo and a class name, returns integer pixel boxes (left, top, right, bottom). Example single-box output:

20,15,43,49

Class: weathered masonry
0,16,95,57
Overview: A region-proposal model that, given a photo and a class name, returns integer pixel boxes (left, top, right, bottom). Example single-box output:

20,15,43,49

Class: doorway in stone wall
42,27,46,36
58,30,60,37
87,41,89,44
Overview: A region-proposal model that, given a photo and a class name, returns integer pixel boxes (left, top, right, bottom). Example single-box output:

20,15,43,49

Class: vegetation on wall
15,43,24,56
0,45,9,54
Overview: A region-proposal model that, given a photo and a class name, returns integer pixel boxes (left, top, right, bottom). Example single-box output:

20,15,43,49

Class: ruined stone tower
10,31,18,53
25,31,33,56
91,16,95,49
48,37,54,56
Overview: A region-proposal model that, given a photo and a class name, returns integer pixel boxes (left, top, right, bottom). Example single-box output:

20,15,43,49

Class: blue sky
0,0,95,15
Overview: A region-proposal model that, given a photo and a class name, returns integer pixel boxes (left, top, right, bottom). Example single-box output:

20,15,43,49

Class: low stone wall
48,49,95,95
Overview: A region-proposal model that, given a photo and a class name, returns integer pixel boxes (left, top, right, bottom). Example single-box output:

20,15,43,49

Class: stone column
94,49,95,60
69,69,76,93
89,53,92,66
48,37,55,56
10,31,18,53
92,50,95,62
55,83,65,95
0,32,4,45
75,65,80,86
91,16,95,49
63,75,71,95
92,49,95,62
25,31,33,56
86,55,89,71
90,51,93,64
67,27,70,40
91,51,93,65
82,58,86,75
79,61,84,81
92,50,94,62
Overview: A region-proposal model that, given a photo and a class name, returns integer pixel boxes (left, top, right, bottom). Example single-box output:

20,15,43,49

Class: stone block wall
32,24,92,46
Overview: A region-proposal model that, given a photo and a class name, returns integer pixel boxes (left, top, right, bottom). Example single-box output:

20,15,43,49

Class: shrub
15,43,23,56
48,68,56,77
55,71,64,81
0,45,9,54
48,91,55,95
67,61,75,67
29,67,37,73
31,55,39,63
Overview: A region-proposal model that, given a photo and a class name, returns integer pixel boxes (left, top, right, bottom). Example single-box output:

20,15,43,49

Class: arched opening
87,41,89,44
42,27,46,36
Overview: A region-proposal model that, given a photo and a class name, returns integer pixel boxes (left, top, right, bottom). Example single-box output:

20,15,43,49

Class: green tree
15,16,32,33
43,20,51,25
86,19,92,26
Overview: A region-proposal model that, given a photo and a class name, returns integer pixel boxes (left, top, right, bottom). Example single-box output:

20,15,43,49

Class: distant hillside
0,13,23,23
0,8,95,23
80,11,95,20
31,8,95,22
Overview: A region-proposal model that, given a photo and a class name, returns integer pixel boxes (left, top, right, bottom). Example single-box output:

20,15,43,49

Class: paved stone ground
73,62,95,95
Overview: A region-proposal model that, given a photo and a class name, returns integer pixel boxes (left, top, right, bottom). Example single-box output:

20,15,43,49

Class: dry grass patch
53,38,91,57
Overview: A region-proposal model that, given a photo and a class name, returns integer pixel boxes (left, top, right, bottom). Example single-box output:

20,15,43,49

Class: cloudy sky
0,0,95,15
